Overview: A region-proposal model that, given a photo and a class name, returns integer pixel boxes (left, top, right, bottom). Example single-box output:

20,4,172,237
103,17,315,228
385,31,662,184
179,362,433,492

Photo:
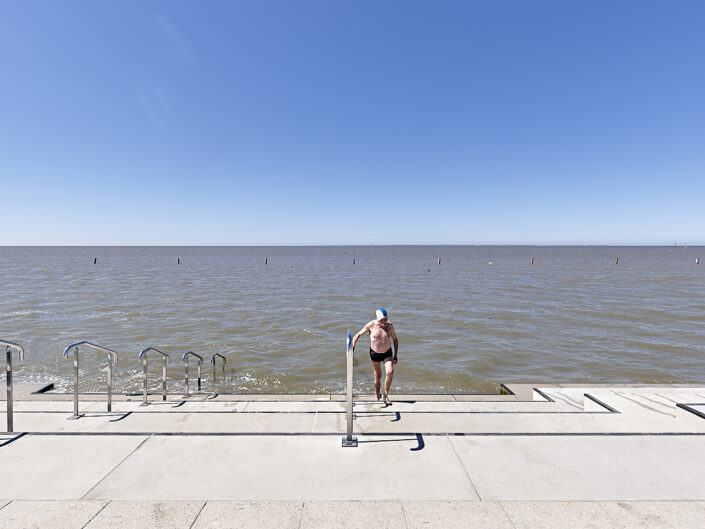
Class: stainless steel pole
73,348,80,418
107,355,113,412
142,357,149,405
162,356,168,401
342,329,357,447
6,347,13,433
184,359,189,397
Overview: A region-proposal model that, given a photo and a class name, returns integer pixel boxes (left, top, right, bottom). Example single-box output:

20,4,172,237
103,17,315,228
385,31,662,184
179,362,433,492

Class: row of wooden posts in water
91,256,702,265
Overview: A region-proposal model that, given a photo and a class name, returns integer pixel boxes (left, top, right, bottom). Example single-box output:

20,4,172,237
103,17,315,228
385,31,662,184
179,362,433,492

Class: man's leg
383,359,394,404
372,361,382,400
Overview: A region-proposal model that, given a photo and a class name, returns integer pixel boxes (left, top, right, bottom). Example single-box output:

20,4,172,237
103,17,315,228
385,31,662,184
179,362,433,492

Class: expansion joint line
401,501,410,529
79,500,111,529
447,434,481,500
79,435,153,500
499,501,519,529
188,501,207,529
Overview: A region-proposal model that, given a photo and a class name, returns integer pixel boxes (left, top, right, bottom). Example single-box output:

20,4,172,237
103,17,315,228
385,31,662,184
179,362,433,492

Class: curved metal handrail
210,353,226,382
63,341,119,363
182,351,203,363
62,341,119,417
1,340,25,361
2,339,26,433
182,351,203,397
138,347,170,362
138,347,171,405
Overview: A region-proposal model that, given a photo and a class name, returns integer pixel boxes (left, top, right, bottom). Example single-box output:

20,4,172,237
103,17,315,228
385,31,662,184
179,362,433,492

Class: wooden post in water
177,258,180,264
616,258,619,265
93,257,97,264
353,258,355,265
531,257,535,265
264,258,268,265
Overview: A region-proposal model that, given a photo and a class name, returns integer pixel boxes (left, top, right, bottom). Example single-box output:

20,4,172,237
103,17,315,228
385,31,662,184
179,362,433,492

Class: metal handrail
63,341,119,418
138,347,170,405
342,329,357,447
182,351,203,397
1,340,25,433
210,353,226,381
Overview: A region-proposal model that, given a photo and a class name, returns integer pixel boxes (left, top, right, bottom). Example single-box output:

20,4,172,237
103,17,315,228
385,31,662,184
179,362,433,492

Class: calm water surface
1,246,703,394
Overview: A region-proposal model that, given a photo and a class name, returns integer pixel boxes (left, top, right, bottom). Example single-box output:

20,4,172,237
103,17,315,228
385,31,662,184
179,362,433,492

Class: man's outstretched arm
352,322,371,349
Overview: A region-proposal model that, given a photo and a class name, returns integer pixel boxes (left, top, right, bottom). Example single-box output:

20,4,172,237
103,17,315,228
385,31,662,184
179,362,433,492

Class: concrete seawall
2,383,705,527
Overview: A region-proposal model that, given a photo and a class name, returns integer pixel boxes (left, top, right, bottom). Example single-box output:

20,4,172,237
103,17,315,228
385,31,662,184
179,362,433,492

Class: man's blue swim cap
375,308,388,321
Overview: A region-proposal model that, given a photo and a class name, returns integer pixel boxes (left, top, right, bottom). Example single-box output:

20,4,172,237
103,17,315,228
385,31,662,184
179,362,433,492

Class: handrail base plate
341,436,358,447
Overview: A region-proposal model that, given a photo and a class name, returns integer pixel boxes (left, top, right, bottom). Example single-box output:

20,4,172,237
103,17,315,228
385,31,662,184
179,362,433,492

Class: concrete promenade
2,383,705,527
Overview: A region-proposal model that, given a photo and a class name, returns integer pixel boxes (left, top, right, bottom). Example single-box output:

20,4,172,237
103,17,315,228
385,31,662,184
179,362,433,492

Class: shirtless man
352,308,399,406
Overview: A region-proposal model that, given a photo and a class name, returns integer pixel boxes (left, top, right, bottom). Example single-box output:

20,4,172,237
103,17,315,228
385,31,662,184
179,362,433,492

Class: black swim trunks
370,347,393,363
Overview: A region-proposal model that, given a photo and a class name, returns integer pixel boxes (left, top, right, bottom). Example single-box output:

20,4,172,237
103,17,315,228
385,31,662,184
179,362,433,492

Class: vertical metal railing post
182,351,203,397
1,340,25,433
62,341,119,418
71,346,80,418
210,353,226,382
107,357,113,412
142,356,148,405
342,329,357,447
162,354,168,401
138,347,171,405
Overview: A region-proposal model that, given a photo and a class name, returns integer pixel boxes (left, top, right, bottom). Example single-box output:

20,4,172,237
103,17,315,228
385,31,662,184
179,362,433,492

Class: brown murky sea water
1,246,703,395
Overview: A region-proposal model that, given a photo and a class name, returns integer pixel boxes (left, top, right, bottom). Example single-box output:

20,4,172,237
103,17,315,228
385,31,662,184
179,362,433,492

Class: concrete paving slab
600,501,705,528
99,409,319,433
402,500,514,529
455,393,530,402
1,401,104,413
354,411,538,434
244,401,345,412
501,501,622,528
0,500,107,529
9,412,127,433
0,435,149,499
191,501,304,529
383,400,574,412
300,501,406,529
10,409,320,433
85,500,204,528
346,394,457,402
612,393,677,417
112,400,249,412
450,435,705,501
538,393,583,410
83,435,478,501
511,407,705,434
215,394,332,401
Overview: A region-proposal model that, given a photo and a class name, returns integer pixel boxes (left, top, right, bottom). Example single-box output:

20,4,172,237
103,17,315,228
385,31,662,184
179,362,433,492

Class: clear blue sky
1,1,703,245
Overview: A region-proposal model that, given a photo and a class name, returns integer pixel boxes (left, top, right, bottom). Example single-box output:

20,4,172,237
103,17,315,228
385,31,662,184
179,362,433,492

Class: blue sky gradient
1,1,704,245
